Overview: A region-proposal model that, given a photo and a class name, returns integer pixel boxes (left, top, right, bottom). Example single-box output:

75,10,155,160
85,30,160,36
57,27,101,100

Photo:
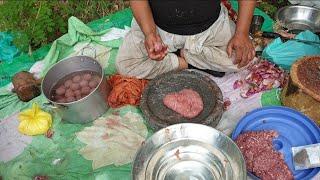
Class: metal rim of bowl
275,5,320,31
41,55,104,105
132,123,247,180
275,5,320,21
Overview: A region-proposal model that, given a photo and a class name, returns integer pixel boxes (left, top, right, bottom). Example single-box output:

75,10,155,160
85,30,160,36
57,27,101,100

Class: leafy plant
257,0,291,18
0,0,128,54
0,0,290,54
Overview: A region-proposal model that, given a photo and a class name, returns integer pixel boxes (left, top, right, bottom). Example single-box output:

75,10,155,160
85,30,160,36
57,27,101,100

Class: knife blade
261,32,320,46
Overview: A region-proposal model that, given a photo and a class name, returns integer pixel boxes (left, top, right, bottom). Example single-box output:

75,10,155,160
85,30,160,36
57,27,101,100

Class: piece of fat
292,143,320,170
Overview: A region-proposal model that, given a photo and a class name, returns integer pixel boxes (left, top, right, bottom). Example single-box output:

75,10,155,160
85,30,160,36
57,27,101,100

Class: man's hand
228,0,256,68
130,1,168,61
145,32,168,61
227,33,255,68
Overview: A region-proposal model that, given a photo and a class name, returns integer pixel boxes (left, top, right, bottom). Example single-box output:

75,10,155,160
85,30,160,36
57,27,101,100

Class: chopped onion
234,60,288,98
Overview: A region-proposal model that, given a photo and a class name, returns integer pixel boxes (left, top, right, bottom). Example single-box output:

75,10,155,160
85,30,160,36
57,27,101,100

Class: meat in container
232,106,320,180
41,56,111,124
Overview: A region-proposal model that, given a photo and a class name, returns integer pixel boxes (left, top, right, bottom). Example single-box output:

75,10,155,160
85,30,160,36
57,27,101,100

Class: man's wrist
235,29,249,36
144,28,157,37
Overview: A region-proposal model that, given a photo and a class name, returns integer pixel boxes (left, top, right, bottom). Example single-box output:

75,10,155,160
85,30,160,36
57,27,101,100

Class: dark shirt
149,0,221,35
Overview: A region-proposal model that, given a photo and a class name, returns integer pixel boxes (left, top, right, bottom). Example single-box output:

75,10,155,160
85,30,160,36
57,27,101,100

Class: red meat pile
235,131,293,180
163,89,203,118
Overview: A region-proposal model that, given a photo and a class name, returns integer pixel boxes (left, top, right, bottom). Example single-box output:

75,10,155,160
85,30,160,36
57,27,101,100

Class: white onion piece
234,60,287,98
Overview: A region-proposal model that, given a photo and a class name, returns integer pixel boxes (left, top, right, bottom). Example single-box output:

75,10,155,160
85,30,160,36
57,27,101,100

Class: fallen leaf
76,111,147,170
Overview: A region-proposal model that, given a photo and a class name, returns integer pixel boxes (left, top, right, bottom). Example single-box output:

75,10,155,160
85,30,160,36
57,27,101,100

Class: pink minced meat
235,131,294,180
163,89,203,118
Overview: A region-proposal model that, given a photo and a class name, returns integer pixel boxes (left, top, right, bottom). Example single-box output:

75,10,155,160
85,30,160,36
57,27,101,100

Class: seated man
116,0,256,79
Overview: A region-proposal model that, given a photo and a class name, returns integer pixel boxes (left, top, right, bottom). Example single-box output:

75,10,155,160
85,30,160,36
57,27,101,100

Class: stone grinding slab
140,70,223,131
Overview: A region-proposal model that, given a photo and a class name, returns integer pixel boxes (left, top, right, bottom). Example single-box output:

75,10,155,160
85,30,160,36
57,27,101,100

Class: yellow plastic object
18,103,52,136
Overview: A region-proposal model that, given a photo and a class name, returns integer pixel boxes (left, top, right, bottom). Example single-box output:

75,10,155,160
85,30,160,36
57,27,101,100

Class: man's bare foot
178,56,188,70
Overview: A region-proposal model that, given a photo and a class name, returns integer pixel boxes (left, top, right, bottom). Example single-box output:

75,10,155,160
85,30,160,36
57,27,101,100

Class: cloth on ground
0,112,32,162
100,26,130,42
190,69,263,136
0,106,142,180
116,5,240,79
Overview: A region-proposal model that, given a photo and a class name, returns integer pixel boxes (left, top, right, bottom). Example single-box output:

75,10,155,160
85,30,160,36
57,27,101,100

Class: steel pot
275,5,320,33
42,56,110,124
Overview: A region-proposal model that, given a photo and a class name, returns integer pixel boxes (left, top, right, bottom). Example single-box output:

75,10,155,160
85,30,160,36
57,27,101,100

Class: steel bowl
275,5,320,32
42,56,111,124
132,123,246,180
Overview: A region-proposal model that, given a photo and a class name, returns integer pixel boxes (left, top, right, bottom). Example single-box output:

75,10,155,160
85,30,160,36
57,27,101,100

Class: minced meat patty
235,130,293,180
163,89,203,118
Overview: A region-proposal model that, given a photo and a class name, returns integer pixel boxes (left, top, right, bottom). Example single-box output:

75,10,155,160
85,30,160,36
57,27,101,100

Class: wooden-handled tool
260,31,320,46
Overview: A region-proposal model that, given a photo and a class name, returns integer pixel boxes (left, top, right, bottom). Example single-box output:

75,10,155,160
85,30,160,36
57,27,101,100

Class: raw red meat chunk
235,130,293,180
163,89,203,118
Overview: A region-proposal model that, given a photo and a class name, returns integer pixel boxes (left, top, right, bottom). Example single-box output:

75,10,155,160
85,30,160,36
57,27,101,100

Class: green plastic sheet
0,9,134,180
0,32,20,63
262,30,320,70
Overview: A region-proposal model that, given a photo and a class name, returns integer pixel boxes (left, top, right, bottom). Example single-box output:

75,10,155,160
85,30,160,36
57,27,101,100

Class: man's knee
115,57,131,76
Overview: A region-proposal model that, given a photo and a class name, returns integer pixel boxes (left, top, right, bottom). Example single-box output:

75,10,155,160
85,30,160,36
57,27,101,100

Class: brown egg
65,89,74,98
54,95,63,101
57,98,66,103
81,86,91,95
72,75,81,83
93,75,101,82
74,90,81,97
79,80,88,87
55,86,66,95
64,80,73,88
70,83,80,90
76,95,82,100
89,80,98,88
83,73,92,81
66,96,75,102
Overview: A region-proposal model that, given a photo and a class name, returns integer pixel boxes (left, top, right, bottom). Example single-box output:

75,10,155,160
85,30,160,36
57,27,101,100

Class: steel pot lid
133,123,246,180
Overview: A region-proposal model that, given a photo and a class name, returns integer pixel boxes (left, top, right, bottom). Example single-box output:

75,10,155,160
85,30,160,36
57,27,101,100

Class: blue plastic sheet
0,32,20,63
262,30,320,70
